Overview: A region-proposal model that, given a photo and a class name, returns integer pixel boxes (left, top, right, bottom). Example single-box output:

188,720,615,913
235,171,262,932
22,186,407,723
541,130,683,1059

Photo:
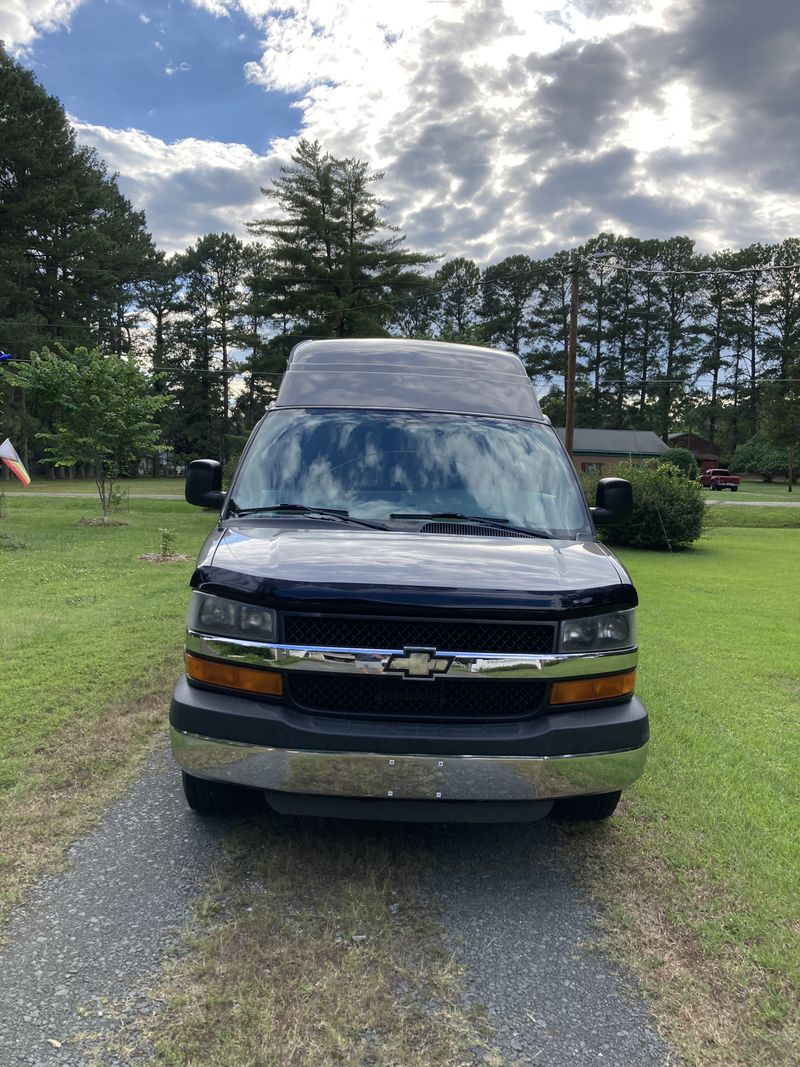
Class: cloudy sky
4,0,800,262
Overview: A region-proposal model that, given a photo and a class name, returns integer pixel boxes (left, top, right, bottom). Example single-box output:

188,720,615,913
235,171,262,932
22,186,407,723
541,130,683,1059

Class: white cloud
153,40,163,50
0,0,86,50
191,0,232,16
139,13,151,25
58,0,800,260
165,61,192,76
71,120,280,254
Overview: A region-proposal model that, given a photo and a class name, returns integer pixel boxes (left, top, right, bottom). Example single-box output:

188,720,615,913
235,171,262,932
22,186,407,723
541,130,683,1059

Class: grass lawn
0,495,214,916
705,478,797,502
1,476,184,496
706,504,800,528
562,521,799,1066
1,495,797,1065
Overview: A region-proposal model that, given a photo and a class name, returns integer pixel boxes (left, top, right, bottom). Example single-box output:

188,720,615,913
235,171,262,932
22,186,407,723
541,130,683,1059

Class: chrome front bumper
171,726,648,802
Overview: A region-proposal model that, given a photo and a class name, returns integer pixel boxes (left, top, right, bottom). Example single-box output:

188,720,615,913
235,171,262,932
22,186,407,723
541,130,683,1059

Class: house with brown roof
667,432,721,473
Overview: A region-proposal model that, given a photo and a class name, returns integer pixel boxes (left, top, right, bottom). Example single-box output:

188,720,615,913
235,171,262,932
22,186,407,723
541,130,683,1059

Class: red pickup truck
700,468,740,491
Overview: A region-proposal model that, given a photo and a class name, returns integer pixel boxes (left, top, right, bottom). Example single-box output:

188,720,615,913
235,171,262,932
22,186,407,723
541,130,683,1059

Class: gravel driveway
0,741,674,1066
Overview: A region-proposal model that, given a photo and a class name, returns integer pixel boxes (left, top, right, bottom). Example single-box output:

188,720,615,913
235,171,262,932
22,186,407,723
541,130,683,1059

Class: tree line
1,45,797,479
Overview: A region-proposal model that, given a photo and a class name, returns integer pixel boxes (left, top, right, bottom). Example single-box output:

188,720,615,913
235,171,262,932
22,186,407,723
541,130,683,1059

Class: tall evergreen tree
247,139,433,345
166,234,246,463
433,257,482,342
0,45,157,468
527,250,572,383
651,237,702,439
237,242,285,432
480,255,539,356
695,250,740,444
579,234,617,425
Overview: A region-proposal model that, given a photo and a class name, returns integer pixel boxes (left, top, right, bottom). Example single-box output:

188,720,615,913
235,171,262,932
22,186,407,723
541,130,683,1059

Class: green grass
705,478,797,502
0,495,214,912
1,496,797,1064
1,476,184,496
706,504,800,528
562,528,799,1065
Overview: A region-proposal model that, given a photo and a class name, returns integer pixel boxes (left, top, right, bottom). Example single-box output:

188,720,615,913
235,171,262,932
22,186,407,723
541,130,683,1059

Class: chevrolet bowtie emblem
385,647,453,680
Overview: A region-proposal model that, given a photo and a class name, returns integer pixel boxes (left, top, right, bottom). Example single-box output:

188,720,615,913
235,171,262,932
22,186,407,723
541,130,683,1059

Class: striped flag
0,438,31,486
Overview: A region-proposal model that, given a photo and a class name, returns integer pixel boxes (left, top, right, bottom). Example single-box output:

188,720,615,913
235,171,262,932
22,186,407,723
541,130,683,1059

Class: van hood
191,523,636,616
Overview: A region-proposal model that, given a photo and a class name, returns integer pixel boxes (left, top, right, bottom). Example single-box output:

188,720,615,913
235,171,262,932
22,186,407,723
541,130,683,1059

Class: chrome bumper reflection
185,631,637,681
172,727,648,802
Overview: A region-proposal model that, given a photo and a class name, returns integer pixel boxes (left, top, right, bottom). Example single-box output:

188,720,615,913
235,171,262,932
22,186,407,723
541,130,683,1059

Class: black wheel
731,486,738,492
182,771,260,815
552,791,621,822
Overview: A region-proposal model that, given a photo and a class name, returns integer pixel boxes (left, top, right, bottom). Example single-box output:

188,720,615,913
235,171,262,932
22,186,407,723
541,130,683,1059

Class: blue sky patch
28,0,299,151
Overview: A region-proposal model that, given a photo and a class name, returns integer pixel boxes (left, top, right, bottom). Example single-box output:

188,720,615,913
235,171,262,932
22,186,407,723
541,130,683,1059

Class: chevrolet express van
171,339,647,822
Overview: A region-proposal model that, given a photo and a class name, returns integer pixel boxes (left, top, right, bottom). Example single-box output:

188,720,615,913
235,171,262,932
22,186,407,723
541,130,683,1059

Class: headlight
187,591,276,642
559,609,636,652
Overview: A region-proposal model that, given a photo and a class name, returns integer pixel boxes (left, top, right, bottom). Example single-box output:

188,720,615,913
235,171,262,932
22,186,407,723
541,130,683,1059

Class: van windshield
229,408,590,538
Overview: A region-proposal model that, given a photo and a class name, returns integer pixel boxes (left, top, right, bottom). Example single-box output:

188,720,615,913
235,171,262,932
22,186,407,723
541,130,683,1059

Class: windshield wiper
228,503,388,530
388,512,554,539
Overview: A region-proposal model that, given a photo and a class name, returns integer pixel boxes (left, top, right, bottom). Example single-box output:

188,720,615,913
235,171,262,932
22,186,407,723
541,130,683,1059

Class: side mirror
591,477,632,525
185,459,225,510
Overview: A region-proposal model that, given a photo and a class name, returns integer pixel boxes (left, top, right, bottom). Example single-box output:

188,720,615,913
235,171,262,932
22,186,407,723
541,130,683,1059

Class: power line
591,261,800,279
3,259,800,351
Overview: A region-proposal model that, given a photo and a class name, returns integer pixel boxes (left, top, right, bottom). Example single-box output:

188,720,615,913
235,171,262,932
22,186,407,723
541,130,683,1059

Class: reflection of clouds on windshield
234,410,586,533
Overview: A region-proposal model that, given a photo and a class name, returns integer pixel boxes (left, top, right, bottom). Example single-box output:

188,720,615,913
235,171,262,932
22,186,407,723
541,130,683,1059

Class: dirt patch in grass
0,671,175,929
106,819,496,1067
137,552,193,563
78,517,129,527
558,807,799,1067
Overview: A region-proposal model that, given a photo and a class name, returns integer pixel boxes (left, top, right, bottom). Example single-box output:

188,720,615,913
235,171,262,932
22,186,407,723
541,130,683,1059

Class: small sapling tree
158,527,177,556
11,345,165,520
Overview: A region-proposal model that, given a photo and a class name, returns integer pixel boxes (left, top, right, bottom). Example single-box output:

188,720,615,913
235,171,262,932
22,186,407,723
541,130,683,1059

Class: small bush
598,460,706,551
662,446,698,479
731,434,787,482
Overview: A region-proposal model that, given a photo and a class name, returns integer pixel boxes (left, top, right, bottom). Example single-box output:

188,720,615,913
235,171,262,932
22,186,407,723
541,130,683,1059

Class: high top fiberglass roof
275,338,544,420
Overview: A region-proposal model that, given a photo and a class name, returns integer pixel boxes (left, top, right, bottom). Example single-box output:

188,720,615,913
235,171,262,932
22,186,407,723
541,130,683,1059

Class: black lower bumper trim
169,676,649,758
264,793,555,823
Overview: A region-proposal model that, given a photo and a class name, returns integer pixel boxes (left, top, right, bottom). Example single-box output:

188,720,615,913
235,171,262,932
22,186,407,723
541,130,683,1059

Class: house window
581,462,604,474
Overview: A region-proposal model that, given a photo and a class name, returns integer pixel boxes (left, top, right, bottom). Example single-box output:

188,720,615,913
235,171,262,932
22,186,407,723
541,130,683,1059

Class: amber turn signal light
549,669,636,706
185,652,284,696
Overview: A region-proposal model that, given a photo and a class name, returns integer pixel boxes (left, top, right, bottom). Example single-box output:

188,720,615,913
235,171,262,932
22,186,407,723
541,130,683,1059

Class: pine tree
433,257,482,342
480,255,539,356
247,140,433,344
0,46,157,470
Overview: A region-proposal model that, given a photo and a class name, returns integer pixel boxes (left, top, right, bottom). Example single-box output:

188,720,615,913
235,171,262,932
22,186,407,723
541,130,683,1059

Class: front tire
552,790,621,822
182,771,260,815
731,486,738,492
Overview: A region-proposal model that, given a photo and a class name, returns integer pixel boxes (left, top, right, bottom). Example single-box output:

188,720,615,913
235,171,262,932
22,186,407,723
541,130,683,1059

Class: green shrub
661,446,698,479
597,460,706,551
